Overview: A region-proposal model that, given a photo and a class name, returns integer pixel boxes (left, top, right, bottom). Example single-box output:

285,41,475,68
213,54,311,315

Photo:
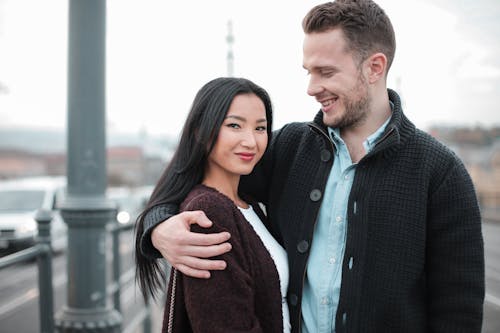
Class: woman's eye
227,123,241,129
256,126,267,132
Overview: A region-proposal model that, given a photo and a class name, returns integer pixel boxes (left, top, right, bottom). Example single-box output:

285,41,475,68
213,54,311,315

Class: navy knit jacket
142,89,484,333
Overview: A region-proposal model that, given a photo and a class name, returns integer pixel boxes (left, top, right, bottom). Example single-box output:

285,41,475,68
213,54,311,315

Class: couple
135,1,485,332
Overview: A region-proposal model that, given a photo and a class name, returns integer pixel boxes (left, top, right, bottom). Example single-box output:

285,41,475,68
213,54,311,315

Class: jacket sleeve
140,203,179,259
181,198,265,333
426,158,484,332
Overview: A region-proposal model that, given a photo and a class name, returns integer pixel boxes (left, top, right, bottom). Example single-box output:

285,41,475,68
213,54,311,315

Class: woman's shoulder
180,185,237,227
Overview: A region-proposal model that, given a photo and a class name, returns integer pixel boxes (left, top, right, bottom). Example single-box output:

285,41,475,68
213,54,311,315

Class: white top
239,205,291,333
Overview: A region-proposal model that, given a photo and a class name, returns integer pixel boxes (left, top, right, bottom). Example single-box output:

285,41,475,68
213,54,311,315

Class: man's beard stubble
325,74,371,130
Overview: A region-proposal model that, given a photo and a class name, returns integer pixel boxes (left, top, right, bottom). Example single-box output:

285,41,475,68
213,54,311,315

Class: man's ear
365,52,387,84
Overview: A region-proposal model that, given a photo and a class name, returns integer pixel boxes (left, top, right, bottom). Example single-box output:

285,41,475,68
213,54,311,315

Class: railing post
35,209,55,333
142,298,152,333
112,224,121,313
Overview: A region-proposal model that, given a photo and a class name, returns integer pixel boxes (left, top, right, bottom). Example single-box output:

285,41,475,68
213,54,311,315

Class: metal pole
112,225,121,313
142,299,152,333
226,20,234,77
55,0,121,331
35,209,55,333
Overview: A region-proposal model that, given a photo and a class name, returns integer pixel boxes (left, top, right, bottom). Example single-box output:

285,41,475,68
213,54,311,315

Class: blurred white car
0,176,67,252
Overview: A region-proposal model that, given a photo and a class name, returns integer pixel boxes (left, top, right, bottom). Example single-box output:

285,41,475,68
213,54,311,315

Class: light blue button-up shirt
301,116,391,333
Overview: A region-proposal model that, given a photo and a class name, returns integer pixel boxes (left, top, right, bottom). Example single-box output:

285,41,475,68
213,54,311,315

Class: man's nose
307,75,323,96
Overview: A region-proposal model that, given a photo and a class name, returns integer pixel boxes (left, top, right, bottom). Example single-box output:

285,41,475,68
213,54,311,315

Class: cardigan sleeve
426,158,484,332
181,194,266,333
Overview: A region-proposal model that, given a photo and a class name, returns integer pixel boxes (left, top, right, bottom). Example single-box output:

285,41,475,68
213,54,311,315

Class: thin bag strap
167,268,178,333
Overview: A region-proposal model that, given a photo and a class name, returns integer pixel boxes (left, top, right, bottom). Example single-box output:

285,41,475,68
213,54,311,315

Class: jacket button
320,149,331,162
297,240,309,253
289,293,298,306
309,189,322,201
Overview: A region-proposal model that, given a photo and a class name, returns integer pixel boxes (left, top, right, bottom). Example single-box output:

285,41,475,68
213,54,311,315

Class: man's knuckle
193,210,204,219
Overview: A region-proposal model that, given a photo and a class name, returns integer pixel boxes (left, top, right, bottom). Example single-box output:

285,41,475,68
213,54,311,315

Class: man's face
303,28,371,129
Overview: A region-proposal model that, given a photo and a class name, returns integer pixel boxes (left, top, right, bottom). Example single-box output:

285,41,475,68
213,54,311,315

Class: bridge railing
108,221,152,333
0,209,55,333
0,210,152,333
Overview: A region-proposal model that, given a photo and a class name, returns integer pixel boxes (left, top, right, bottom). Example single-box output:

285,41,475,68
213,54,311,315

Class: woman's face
206,93,268,181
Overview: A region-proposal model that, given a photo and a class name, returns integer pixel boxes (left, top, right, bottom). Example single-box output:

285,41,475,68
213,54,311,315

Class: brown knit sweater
162,184,284,333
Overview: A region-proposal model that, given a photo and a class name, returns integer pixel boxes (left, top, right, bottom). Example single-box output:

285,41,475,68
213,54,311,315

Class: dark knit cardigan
162,184,283,333
144,89,484,333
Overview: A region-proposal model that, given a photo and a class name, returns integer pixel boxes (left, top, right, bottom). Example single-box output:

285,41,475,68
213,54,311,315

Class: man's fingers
174,256,228,278
181,256,227,271
180,243,232,258
183,210,213,228
175,264,211,279
181,231,231,246
151,211,231,279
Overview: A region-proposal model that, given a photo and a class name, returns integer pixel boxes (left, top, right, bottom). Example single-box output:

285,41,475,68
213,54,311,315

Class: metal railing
0,211,152,333
0,209,55,333
108,221,152,333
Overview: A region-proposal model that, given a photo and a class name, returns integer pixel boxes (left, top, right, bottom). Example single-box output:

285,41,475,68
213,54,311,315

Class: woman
135,77,290,332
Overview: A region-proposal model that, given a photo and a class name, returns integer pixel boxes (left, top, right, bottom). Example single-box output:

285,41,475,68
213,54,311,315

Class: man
139,1,484,332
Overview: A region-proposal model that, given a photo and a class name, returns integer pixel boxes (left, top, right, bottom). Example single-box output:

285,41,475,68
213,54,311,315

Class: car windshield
0,190,45,211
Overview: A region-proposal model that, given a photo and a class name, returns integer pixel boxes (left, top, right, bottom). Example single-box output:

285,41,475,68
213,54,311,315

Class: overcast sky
0,0,499,137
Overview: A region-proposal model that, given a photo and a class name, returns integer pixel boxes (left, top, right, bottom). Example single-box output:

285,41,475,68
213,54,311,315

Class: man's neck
340,92,392,162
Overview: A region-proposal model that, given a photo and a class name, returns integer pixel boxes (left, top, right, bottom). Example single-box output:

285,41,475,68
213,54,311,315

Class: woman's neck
202,174,248,208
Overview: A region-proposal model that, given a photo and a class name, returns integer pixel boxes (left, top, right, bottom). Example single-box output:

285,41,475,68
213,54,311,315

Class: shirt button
320,149,331,162
310,189,322,202
344,174,349,180
321,297,330,305
336,216,343,223
329,257,336,264
297,240,309,253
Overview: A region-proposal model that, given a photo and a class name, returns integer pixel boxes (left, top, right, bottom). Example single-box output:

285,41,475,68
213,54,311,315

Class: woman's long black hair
135,77,273,301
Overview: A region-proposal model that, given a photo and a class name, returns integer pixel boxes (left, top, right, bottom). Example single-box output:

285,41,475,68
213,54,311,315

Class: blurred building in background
0,128,175,187
430,125,500,217
0,149,47,178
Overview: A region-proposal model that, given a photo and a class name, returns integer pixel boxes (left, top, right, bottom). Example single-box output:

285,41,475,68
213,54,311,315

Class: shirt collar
363,116,391,152
327,101,394,154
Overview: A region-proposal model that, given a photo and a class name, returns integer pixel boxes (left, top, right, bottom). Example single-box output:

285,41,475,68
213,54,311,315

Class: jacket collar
309,88,415,152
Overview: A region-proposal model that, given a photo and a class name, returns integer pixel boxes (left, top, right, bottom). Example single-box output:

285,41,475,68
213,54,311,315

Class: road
0,222,499,332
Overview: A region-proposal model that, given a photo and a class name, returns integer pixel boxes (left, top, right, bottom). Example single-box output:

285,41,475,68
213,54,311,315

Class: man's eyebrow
304,64,338,72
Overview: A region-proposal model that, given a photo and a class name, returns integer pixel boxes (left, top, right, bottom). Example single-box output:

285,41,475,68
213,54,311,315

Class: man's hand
151,210,232,279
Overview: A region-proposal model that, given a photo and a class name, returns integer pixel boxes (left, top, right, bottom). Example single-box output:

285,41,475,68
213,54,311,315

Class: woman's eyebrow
226,115,267,123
